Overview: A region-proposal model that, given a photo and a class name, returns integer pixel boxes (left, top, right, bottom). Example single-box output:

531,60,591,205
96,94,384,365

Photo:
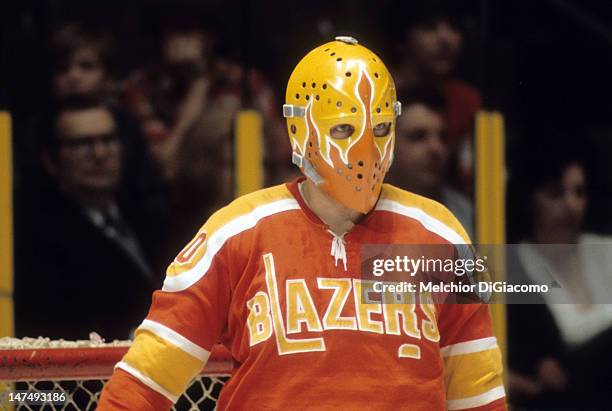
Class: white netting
0,336,231,411
0,377,228,411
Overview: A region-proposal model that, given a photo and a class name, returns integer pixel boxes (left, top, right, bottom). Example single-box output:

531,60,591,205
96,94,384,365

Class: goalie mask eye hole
330,124,355,139
373,122,391,137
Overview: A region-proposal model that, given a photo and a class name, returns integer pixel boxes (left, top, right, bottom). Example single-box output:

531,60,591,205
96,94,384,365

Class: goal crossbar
0,345,233,382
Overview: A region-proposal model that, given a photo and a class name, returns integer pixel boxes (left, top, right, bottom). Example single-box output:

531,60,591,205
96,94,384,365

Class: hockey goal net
0,336,232,410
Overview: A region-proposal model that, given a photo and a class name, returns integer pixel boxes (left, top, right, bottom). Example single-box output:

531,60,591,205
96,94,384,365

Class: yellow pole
234,110,264,197
475,110,507,365
0,111,14,338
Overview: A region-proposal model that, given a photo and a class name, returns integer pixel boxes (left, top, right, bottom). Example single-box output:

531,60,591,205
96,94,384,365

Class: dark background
3,0,612,233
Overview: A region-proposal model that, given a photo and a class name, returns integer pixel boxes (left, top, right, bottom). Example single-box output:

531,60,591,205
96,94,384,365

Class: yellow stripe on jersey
163,184,300,292
443,344,504,401
378,184,471,244
168,183,295,277
139,319,210,361
121,329,204,398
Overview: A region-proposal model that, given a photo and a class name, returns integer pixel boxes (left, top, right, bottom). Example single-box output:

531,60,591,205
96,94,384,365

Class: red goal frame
0,344,233,382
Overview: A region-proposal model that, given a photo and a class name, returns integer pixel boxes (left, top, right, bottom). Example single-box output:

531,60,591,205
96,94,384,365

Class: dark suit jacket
14,183,161,341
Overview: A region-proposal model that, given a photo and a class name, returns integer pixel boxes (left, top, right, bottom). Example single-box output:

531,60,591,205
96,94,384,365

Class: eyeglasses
57,133,120,155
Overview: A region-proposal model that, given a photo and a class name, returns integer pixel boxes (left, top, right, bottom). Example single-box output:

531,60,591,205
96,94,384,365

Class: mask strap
283,104,306,118
302,158,323,185
394,101,402,117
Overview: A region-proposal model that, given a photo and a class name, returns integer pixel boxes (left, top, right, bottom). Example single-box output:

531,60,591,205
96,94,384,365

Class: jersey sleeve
99,215,236,410
438,303,506,410
430,198,506,410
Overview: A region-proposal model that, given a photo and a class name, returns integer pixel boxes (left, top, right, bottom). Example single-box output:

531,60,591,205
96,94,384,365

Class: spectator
47,22,169,249
507,146,612,408
50,23,115,102
123,14,285,242
122,19,233,242
17,23,119,186
390,0,480,194
15,100,164,341
387,87,473,238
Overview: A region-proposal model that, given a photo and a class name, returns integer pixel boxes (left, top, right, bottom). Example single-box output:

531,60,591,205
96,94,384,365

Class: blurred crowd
7,0,612,409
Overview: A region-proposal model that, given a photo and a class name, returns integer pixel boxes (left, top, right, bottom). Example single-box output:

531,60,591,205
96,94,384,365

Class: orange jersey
99,178,506,410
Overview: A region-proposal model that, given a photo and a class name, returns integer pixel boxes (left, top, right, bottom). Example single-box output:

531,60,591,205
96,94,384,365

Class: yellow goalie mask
284,36,401,213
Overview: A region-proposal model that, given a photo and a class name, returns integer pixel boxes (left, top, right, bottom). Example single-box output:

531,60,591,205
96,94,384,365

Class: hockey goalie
99,36,506,411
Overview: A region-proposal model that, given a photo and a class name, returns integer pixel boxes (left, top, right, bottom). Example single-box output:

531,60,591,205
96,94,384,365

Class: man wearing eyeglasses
15,101,160,342
49,106,123,208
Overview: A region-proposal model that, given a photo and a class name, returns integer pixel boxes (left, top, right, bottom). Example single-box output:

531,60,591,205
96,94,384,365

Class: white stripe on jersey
375,199,467,245
115,361,179,403
446,385,506,410
440,336,499,358
163,198,300,292
139,319,210,362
